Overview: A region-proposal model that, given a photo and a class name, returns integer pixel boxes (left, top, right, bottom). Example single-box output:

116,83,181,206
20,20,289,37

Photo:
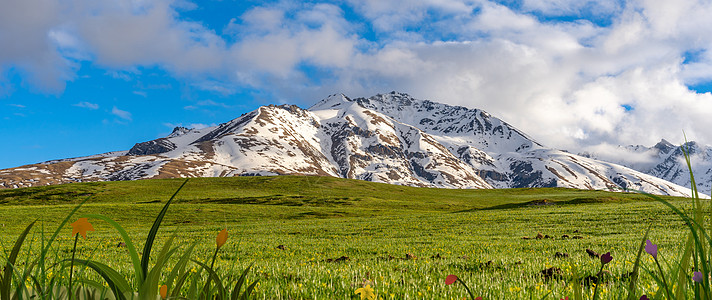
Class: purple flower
693,271,704,283
640,295,649,300
600,252,612,265
645,240,658,259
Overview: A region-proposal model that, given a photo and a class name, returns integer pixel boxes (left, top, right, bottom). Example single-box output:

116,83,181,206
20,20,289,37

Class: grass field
0,176,696,299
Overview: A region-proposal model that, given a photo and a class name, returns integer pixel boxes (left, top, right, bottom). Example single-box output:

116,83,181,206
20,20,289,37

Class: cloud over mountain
2,0,712,154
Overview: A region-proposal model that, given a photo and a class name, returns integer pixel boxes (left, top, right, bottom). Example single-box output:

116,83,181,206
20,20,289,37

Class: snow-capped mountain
0,92,694,197
580,139,712,195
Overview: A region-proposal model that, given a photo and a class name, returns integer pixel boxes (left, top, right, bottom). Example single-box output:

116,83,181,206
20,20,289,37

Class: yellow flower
71,218,94,239
160,285,167,299
216,228,228,249
355,285,376,300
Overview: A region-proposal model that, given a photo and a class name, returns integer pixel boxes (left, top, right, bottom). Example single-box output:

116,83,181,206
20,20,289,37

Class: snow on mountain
0,92,695,197
581,139,712,195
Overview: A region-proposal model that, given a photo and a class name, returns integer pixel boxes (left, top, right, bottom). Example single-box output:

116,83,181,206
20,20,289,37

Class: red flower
446,275,458,285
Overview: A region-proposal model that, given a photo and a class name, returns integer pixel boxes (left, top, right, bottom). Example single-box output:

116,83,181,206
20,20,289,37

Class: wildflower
446,274,477,299
560,297,569,300
216,228,228,249
160,285,167,299
645,240,657,259
355,285,376,300
70,218,94,239
640,295,649,300
600,252,612,265
693,271,703,283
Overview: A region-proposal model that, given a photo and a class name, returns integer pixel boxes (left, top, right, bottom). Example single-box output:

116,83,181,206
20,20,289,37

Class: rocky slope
0,92,694,196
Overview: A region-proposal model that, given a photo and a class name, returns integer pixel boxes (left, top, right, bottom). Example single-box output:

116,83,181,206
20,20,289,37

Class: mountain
0,92,694,196
580,139,712,195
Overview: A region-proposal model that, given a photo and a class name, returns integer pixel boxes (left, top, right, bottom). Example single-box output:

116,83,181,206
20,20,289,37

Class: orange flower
160,284,167,299
216,228,228,249
71,218,94,239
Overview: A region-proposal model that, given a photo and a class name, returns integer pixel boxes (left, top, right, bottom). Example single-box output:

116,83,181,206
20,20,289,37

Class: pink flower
645,240,658,259
446,275,458,285
600,252,612,265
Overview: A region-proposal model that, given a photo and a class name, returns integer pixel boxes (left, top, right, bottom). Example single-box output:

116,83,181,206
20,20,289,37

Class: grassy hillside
0,175,673,208
0,176,694,299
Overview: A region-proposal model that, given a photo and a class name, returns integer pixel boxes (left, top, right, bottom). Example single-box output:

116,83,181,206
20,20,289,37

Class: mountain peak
308,93,352,111
167,126,192,138
653,139,675,153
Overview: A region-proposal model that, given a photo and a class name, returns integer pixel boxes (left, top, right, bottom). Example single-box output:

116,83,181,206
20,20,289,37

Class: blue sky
2,0,712,169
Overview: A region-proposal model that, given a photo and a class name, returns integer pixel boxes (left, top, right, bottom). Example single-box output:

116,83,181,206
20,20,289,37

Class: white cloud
0,0,71,93
133,91,147,97
196,100,230,108
111,106,132,121
520,0,621,17
188,123,213,129
74,101,99,109
3,0,712,151
228,3,357,81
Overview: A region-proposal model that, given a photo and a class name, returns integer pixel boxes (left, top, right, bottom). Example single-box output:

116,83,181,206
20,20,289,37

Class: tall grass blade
186,269,202,299
676,233,695,299
239,281,258,300
166,242,196,291
141,178,188,280
627,224,652,300
192,259,227,300
38,196,91,295
12,260,37,300
80,214,143,285
569,262,583,300
71,259,131,300
681,133,699,199
1,220,36,300
169,271,191,299
139,235,178,300
231,263,254,300
40,196,91,256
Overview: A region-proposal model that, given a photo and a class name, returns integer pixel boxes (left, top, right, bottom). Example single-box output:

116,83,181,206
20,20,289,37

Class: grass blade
81,213,143,285
139,235,178,300
239,280,258,300
169,271,192,299
166,242,197,291
1,220,36,300
231,263,254,300
627,224,652,300
141,178,189,279
192,259,227,300
70,259,131,300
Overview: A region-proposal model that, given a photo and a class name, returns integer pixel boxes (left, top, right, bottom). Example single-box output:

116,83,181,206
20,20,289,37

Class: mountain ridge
0,92,696,197
580,139,712,194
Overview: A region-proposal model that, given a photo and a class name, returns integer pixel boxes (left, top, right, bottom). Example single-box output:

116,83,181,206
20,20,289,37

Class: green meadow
0,176,697,299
